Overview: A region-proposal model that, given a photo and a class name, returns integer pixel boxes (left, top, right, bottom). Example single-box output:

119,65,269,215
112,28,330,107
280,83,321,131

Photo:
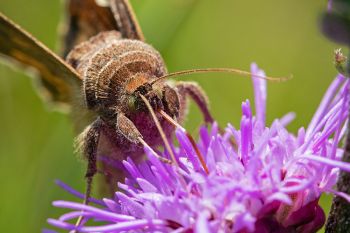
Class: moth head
128,79,179,119
81,39,169,115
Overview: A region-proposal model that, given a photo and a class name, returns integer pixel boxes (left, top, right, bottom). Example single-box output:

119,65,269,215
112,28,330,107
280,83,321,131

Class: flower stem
326,57,350,232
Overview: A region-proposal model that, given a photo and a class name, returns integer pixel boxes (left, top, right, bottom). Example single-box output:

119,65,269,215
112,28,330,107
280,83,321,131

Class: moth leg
116,112,142,143
175,81,214,124
73,118,103,230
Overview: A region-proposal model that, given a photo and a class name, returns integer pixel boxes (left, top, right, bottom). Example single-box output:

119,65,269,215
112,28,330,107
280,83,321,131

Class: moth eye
163,86,179,117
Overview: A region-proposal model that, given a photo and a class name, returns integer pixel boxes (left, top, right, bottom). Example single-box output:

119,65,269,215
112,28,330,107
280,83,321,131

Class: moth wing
0,13,82,109
109,0,144,40
62,0,144,56
62,0,118,56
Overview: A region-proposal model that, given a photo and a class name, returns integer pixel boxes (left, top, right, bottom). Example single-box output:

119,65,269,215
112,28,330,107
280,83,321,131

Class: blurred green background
0,0,339,232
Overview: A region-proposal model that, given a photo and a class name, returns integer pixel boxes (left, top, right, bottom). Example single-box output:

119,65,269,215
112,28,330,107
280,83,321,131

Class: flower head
48,63,350,232
328,0,333,11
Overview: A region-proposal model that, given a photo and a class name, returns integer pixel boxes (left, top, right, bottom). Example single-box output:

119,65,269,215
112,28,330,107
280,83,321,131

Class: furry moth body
0,0,214,194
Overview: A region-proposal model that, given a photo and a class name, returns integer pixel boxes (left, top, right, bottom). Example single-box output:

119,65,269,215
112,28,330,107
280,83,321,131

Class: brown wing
0,13,82,107
62,0,118,56
62,0,144,56
110,0,144,40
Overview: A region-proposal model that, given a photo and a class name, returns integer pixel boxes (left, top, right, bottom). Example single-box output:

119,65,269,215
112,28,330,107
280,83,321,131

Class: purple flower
48,63,350,232
328,0,333,11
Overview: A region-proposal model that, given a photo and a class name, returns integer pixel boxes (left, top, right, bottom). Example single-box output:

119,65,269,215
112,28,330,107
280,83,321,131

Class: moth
0,0,216,199
0,0,285,210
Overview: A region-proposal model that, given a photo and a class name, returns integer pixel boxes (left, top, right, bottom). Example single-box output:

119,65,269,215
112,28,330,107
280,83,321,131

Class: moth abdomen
66,31,121,71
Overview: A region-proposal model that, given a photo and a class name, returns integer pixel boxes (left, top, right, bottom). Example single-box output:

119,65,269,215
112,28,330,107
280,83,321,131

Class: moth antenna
151,67,292,85
139,95,179,167
159,110,209,174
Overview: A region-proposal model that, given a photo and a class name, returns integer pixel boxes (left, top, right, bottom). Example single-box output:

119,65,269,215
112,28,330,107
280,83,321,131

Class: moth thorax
66,31,167,112
125,73,150,94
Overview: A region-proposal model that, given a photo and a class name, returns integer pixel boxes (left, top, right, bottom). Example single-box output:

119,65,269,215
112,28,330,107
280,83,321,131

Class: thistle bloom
328,0,333,11
48,63,350,232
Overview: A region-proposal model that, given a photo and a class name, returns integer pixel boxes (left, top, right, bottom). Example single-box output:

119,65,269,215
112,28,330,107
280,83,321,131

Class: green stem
325,51,350,233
